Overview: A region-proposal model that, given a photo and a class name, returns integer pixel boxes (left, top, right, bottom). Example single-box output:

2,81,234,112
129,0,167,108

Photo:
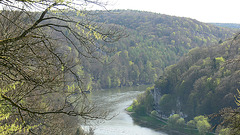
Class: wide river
86,86,167,135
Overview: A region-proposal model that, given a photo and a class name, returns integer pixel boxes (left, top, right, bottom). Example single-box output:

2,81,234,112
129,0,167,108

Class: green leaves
186,115,211,135
167,114,185,129
0,82,19,94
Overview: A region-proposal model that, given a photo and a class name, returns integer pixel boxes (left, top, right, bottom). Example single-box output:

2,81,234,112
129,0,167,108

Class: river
86,86,167,135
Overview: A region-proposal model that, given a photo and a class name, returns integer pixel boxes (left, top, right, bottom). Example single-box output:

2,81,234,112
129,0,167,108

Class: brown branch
1,94,106,120
0,2,57,45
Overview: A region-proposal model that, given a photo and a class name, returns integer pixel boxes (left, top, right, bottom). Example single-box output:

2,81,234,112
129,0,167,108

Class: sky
104,0,240,24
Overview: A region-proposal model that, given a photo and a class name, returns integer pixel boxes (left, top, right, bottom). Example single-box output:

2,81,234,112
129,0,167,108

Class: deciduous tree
0,0,124,134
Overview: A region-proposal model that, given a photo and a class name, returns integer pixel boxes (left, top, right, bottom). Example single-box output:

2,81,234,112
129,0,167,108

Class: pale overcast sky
105,0,240,24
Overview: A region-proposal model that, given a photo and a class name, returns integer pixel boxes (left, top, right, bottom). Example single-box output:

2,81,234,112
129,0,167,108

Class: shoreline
125,110,194,135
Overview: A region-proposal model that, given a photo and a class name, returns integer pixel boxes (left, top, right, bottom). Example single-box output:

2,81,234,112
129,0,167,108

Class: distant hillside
73,10,237,89
211,23,240,29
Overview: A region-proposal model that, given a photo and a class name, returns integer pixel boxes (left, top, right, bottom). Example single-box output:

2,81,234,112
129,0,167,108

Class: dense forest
154,37,240,118
131,33,240,133
74,10,236,89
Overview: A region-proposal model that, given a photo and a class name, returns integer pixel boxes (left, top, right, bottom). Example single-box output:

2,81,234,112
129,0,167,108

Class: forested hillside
77,10,236,89
134,34,240,121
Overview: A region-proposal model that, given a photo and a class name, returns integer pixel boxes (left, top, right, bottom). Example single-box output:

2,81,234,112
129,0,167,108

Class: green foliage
0,84,38,134
78,10,235,89
132,99,146,115
186,115,211,135
0,3,125,133
168,114,180,128
150,110,158,116
177,118,185,128
194,115,208,122
168,114,185,129
159,94,176,113
218,128,231,135
0,122,22,134
196,120,211,135
218,90,240,134
132,88,154,115
187,120,196,129
215,57,225,63
212,57,225,69
151,38,240,118
126,105,133,112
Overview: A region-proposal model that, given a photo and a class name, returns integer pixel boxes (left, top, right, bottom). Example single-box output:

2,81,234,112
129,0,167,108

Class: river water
87,86,167,135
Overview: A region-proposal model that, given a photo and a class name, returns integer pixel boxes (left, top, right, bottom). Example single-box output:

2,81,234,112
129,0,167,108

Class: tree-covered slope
144,35,240,120
79,10,236,89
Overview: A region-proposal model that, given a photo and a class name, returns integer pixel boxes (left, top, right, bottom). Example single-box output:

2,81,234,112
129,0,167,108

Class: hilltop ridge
76,10,236,89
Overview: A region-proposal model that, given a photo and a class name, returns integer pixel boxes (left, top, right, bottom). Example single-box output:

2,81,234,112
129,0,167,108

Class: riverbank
126,109,215,135
128,112,188,135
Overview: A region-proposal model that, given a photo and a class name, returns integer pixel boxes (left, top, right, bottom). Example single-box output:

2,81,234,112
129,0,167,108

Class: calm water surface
88,86,167,135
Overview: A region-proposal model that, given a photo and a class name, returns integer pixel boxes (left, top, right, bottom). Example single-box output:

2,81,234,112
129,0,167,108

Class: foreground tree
210,33,240,135
0,0,124,134
214,89,240,135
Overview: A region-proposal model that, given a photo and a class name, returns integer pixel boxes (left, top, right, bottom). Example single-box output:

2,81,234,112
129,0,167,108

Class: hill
77,10,236,89
134,34,240,120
